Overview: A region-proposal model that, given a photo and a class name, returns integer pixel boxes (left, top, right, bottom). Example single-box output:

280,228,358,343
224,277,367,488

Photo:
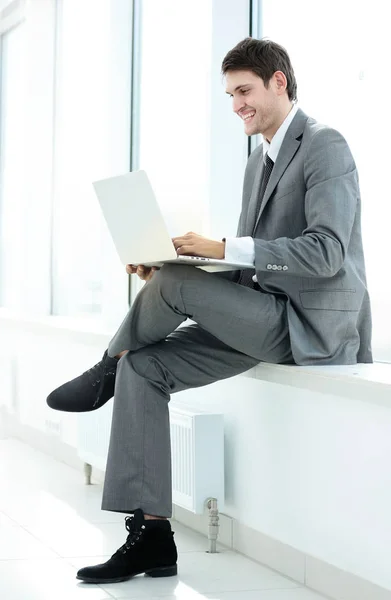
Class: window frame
0,0,26,35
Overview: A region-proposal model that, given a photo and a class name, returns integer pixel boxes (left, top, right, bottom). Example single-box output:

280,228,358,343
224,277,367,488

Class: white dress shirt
224,103,299,280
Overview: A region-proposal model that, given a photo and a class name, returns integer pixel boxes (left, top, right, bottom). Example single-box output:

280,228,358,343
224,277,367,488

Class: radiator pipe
84,462,92,485
206,497,219,553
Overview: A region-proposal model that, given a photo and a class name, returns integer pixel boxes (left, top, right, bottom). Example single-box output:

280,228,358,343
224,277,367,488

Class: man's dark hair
221,37,298,102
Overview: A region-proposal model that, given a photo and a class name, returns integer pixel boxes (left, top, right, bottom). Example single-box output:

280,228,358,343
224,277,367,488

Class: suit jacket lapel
251,109,309,233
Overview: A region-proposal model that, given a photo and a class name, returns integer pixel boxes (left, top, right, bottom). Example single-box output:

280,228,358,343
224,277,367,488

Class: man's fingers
126,264,147,277
172,233,198,249
143,267,158,281
126,264,137,274
172,237,184,250
126,265,158,280
138,266,156,280
176,245,195,255
137,266,147,280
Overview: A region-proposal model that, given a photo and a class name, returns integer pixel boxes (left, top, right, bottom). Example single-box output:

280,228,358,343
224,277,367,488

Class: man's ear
274,71,287,95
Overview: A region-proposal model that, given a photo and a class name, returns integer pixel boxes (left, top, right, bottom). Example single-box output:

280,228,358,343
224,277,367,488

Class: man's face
225,70,278,138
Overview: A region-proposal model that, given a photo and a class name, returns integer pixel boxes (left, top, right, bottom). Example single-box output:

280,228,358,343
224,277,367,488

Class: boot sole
76,564,178,583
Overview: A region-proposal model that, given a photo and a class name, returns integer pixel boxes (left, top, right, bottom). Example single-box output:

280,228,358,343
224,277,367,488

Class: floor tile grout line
98,583,305,598
1,509,64,560
99,586,117,600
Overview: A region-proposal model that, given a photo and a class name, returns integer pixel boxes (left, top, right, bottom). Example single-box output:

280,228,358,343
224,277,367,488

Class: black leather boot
46,350,118,412
76,509,178,583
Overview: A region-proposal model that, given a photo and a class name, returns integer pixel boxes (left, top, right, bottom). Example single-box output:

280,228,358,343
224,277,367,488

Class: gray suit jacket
236,108,372,365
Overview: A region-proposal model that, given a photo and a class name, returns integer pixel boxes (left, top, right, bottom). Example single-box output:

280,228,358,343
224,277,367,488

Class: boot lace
84,361,104,388
117,516,146,554
83,352,117,407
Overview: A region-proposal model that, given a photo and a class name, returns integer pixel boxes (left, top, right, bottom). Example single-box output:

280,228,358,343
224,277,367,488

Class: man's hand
172,232,225,259
126,264,157,281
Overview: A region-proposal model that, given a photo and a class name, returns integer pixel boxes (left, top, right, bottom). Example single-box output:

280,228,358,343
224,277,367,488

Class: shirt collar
263,103,299,163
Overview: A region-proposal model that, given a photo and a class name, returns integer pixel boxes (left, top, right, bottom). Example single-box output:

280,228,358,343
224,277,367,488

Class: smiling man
47,38,372,585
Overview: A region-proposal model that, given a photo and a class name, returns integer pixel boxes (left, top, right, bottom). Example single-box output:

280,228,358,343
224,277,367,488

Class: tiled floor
0,437,329,600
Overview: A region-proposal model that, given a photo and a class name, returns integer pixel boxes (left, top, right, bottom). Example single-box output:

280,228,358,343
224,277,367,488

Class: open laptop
92,170,254,272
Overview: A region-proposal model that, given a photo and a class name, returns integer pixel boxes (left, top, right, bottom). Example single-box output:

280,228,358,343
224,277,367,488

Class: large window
257,0,390,361
129,0,250,301
51,0,132,326
0,0,250,323
128,0,213,300
134,0,212,235
0,0,132,328
0,23,27,310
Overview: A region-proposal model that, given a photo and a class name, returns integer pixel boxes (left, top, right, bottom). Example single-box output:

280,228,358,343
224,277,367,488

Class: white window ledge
243,362,391,409
0,308,113,345
1,308,390,409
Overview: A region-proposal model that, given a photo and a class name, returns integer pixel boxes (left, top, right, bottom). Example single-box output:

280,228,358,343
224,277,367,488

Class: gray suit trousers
101,264,292,517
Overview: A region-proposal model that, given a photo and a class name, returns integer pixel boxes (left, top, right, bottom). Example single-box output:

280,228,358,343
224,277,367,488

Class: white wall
1,319,391,593
183,377,391,591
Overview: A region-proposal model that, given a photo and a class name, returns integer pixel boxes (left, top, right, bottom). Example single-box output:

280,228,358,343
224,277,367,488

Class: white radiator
77,400,225,515
169,401,225,514
77,401,113,472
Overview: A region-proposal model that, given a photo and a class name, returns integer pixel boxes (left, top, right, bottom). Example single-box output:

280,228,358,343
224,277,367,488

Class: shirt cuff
222,237,258,283
224,237,255,264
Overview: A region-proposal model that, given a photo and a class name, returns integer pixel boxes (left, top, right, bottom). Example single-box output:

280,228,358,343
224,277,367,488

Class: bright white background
1,0,391,594
136,0,212,237
0,22,27,310
51,0,131,326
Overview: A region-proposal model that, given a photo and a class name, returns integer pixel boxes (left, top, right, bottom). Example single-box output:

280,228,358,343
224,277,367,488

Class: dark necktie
252,153,274,235
239,153,274,289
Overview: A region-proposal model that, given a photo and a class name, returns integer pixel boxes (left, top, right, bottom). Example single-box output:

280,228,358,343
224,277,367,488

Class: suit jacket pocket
300,289,360,312
274,182,298,201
